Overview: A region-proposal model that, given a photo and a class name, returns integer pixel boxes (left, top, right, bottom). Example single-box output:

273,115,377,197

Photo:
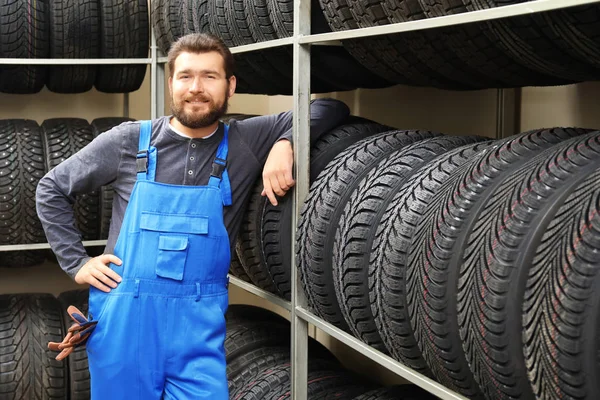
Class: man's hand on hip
75,254,123,292
262,139,295,206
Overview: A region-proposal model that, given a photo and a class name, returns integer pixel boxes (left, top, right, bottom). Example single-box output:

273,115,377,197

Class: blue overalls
85,120,231,399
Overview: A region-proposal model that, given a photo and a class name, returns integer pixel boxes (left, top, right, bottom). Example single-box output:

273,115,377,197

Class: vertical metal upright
150,13,165,120
291,0,311,399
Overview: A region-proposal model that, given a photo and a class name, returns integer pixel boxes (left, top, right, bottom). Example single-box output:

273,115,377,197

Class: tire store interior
1,0,600,399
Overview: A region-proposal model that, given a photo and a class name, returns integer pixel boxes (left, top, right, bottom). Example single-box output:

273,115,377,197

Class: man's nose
189,78,203,93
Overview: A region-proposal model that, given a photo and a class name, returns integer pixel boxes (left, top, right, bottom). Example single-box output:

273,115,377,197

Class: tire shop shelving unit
1,0,599,399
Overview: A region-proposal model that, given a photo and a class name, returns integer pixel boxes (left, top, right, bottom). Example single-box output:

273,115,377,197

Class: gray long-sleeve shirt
36,98,350,279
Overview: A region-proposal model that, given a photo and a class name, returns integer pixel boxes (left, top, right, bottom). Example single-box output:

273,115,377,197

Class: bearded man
35,33,349,400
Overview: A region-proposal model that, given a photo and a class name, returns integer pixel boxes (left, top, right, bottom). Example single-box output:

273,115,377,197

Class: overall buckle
211,157,227,178
136,150,149,173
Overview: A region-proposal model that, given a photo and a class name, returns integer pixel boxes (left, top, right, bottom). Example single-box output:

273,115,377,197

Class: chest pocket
140,212,208,281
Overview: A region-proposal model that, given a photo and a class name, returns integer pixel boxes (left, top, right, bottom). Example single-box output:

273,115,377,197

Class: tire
237,179,277,293
349,0,500,89
353,385,438,400
225,321,290,363
57,289,90,400
227,346,290,397
91,118,134,239
463,0,599,82
317,0,457,88
41,119,100,241
333,136,485,351
188,0,210,34
524,168,600,400
47,0,98,93
0,0,48,94
0,120,46,267
246,0,278,42
406,127,591,398
370,141,491,374
457,133,600,400
151,0,170,55
297,129,439,331
96,0,149,93
230,244,253,283
267,0,293,38
262,119,392,300
416,0,571,87
0,293,68,399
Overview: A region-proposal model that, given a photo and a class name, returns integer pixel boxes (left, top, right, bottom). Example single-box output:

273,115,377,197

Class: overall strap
208,124,232,206
136,120,157,182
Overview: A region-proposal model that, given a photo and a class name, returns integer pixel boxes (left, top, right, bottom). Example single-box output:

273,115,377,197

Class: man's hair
167,33,235,79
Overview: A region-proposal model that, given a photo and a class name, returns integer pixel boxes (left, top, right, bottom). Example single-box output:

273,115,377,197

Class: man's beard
171,95,229,129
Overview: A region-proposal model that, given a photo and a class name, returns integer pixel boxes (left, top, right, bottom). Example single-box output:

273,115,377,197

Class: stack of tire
233,116,394,296
295,126,600,400
318,0,600,89
0,117,132,268
152,0,394,94
0,291,437,399
0,0,149,94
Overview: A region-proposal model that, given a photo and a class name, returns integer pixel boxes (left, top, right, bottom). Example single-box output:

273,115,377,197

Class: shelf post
291,0,311,398
495,88,520,139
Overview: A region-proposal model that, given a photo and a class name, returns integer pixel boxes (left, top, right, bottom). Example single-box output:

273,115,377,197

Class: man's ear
228,75,236,98
168,76,173,96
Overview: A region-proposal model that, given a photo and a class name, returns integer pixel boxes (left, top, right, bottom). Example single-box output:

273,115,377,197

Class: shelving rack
2,0,600,399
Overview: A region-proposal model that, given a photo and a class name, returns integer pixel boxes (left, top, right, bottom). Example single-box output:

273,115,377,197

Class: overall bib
86,121,231,400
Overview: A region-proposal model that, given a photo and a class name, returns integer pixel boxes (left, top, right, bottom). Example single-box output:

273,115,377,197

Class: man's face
169,51,235,129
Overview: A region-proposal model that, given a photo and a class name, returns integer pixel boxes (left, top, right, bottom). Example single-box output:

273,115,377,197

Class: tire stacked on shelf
288,125,600,400
0,0,149,94
0,120,47,267
315,0,600,88
153,0,394,95
236,116,392,296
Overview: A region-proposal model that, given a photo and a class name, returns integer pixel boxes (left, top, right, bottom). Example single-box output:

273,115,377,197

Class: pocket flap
158,235,189,251
140,212,209,234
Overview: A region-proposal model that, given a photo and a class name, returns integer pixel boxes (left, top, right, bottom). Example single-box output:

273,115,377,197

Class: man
36,33,349,399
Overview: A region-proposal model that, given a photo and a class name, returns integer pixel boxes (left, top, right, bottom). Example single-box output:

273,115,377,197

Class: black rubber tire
237,179,277,293
348,0,500,89
463,0,599,82
0,293,68,399
228,346,290,397
0,0,48,94
230,244,253,282
187,0,210,34
267,0,293,38
0,120,46,267
234,363,366,400
456,133,600,400
262,119,392,300
151,0,170,55
524,168,600,400
297,129,439,331
41,119,100,241
406,127,591,398
246,0,278,42
164,0,187,52
95,0,149,93
333,136,485,351
225,321,290,363
57,289,90,400
91,118,134,239
416,0,571,87
318,0,459,88
47,0,98,93
370,141,491,374
353,385,439,399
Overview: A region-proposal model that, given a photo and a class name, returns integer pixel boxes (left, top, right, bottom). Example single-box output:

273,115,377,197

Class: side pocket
156,234,189,281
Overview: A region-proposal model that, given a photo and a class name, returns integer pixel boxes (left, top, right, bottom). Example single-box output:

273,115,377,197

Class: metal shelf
295,307,468,400
301,0,600,43
228,275,292,311
0,58,151,65
0,240,107,252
